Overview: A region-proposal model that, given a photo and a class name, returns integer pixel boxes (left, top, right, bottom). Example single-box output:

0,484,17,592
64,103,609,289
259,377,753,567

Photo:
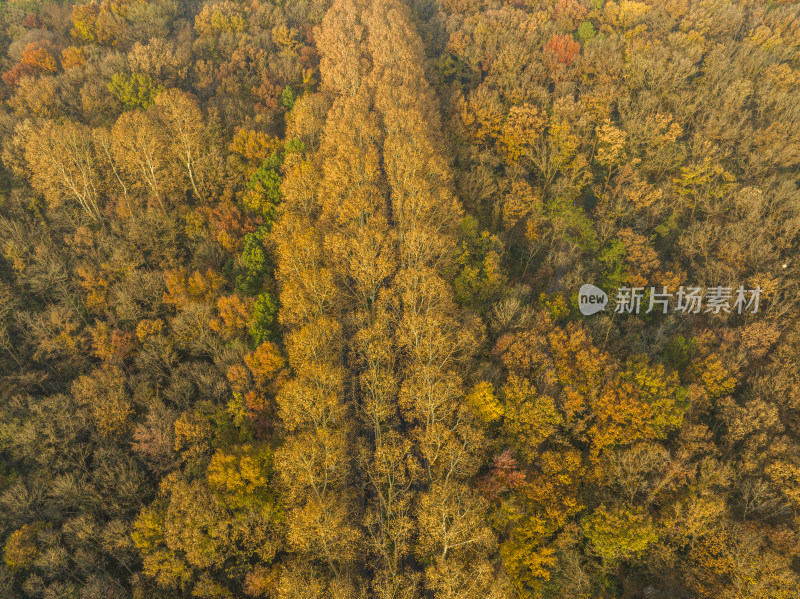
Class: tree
581,504,658,567
133,445,282,595
108,72,163,109
3,525,38,570
249,293,277,345
71,0,131,46
71,364,132,437
19,120,102,218
20,40,59,74
154,89,208,200
111,108,173,211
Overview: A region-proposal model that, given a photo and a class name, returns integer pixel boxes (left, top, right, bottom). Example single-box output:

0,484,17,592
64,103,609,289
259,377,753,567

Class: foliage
3,524,38,570
0,0,799,597
451,215,506,308
249,292,278,345
582,504,658,565
577,21,596,43
242,155,282,224
108,72,163,110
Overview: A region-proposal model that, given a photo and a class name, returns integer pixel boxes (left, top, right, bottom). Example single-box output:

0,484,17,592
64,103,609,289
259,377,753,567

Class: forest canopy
1,0,799,598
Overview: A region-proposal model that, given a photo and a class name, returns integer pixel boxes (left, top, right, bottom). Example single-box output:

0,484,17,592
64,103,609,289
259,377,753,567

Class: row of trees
273,0,501,595
5,88,215,219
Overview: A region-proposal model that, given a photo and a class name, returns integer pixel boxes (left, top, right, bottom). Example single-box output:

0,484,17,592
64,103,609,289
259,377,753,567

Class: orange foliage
245,341,287,389
61,46,87,69
497,312,686,456
544,34,580,66
163,267,225,307
543,33,580,81
477,450,526,501
90,320,136,362
1,40,60,89
21,14,42,29
210,295,253,339
209,202,258,253
1,64,30,89
21,41,58,74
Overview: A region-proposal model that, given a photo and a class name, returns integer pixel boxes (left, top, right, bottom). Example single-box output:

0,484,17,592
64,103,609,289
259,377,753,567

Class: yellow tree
111,108,174,212
19,120,102,218
154,88,209,201
272,56,364,592
366,1,502,595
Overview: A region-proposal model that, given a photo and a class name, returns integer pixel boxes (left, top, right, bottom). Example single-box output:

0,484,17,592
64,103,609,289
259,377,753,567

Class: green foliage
432,53,473,87
238,153,281,294
540,292,571,321
598,237,628,289
249,292,278,345
184,400,254,455
451,215,506,307
664,335,697,373
242,155,282,225
577,21,596,43
280,85,296,110
236,228,270,295
283,138,306,155
108,72,163,110
544,195,599,253
0,462,16,495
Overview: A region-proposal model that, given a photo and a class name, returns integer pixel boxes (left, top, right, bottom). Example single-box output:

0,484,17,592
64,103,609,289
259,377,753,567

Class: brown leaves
477,450,526,501
163,267,224,308
210,295,253,340
132,406,178,474
72,365,132,437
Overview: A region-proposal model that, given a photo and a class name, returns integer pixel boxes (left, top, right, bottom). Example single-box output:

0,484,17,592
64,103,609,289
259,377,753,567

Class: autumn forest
1,0,800,598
